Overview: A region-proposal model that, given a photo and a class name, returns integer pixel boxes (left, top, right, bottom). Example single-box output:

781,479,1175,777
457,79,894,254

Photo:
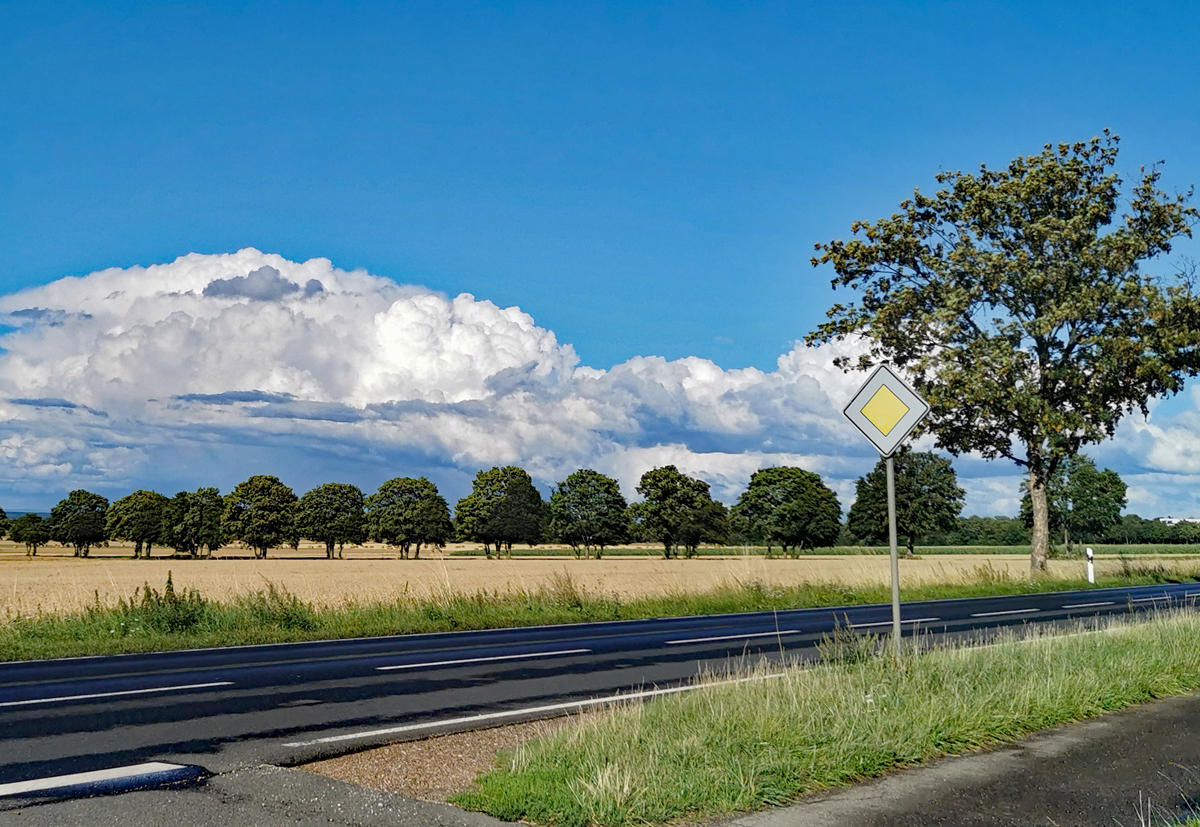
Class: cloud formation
202,265,323,301
0,248,1190,516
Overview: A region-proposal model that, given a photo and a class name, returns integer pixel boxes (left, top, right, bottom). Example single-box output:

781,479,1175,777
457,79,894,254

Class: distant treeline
844,514,1200,548
0,457,1188,560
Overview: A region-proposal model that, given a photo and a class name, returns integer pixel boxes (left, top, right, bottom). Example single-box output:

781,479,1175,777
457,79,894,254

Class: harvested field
2,539,1195,618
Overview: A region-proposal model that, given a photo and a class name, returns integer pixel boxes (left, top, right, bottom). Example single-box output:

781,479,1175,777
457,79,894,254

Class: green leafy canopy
808,133,1200,569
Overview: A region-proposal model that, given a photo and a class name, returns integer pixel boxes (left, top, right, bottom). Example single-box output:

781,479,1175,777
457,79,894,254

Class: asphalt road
2,581,1198,801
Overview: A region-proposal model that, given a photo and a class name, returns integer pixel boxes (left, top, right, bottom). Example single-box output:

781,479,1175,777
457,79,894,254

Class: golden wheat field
1,539,1189,618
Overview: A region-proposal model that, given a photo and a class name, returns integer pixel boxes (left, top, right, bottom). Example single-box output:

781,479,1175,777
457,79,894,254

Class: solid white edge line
1061,602,1116,609
377,649,591,671
665,630,799,645
970,608,1041,618
0,681,234,708
1132,596,1171,602
0,762,187,797
850,617,940,628
283,672,789,748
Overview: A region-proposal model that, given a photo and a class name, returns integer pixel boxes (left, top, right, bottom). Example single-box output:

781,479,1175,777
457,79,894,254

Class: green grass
3,561,1200,662
453,610,1200,827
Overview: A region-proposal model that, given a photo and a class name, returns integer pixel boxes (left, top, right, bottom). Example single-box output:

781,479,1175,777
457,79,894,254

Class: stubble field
2,539,1193,618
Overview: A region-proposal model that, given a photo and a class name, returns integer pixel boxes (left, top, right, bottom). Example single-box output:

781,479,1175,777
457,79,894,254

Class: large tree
365,477,453,559
630,465,727,559
847,450,965,557
548,469,630,559
0,507,8,539
454,466,546,557
163,488,227,558
733,467,842,556
9,513,50,556
1019,454,1126,554
49,490,110,557
296,483,366,559
808,133,1200,573
222,475,298,558
106,490,170,558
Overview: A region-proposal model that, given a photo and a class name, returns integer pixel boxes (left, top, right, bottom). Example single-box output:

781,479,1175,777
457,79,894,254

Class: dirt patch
302,714,596,801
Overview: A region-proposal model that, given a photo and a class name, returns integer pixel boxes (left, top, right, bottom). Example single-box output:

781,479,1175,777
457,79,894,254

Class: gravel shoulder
303,714,602,802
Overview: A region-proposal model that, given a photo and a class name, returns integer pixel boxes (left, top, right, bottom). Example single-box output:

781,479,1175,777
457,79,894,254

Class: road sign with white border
843,364,930,457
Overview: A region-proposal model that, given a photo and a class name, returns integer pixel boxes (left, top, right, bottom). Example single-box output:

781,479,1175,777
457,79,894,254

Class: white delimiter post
886,455,901,654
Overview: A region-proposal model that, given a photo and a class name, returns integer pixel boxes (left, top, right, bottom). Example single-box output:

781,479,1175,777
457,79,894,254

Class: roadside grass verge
453,610,1200,827
2,562,1199,662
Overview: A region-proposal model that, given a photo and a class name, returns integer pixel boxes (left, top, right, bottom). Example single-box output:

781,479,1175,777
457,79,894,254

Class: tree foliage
1019,454,1127,553
9,513,50,556
630,465,727,559
163,488,227,558
455,466,545,557
222,475,298,558
49,490,110,558
365,477,453,559
548,469,629,558
296,483,366,559
106,490,170,558
932,515,1030,547
847,450,965,557
808,133,1200,572
0,506,8,539
733,467,842,556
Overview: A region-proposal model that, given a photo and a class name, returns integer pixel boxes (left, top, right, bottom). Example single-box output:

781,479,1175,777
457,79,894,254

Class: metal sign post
886,454,900,648
843,364,930,656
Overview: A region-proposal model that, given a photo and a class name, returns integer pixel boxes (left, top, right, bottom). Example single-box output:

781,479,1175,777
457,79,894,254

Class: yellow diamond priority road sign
844,364,929,457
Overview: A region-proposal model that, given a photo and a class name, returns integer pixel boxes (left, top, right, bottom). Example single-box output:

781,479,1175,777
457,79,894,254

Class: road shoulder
0,765,515,827
718,691,1200,827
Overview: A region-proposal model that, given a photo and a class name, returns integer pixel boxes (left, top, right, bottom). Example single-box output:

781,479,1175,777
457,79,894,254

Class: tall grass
454,611,1200,827
2,563,1198,662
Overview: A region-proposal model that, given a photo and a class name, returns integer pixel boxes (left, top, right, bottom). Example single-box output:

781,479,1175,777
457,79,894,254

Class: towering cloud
0,249,1181,515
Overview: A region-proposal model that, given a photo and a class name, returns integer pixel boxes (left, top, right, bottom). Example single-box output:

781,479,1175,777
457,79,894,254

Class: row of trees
6,478,455,560
0,450,1142,559
1,464,839,560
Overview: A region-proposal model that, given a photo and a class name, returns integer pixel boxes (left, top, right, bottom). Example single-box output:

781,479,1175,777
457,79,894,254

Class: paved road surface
2,581,1198,806
7,687,1200,826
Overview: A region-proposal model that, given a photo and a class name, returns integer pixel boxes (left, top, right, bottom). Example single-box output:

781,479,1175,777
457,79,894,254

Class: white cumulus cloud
3,248,1194,517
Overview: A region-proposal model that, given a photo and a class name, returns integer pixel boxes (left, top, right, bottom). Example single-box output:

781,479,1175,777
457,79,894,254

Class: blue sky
3,1,1200,515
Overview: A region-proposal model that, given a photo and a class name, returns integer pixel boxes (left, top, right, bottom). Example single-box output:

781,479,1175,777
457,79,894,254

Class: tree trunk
326,540,335,559
1030,467,1050,574
905,536,915,559
133,540,142,559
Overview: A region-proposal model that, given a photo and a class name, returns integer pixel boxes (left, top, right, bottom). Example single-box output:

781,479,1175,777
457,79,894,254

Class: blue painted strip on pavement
0,762,207,799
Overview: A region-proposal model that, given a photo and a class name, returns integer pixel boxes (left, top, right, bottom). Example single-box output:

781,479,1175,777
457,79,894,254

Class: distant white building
1158,517,1200,526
